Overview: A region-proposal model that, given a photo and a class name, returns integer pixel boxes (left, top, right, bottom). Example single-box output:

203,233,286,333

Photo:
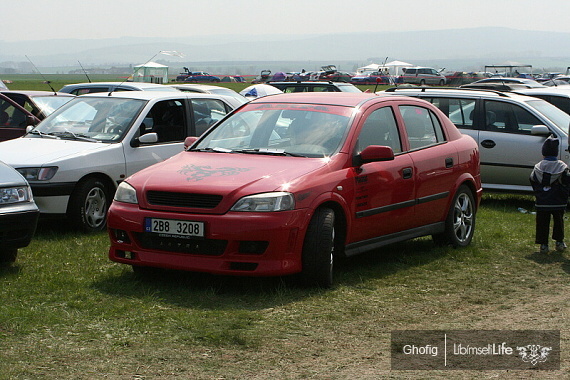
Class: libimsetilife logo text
391,330,559,370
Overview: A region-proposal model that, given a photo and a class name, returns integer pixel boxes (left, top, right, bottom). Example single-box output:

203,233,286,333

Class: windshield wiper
27,129,59,139
50,130,99,142
232,148,307,157
189,147,233,153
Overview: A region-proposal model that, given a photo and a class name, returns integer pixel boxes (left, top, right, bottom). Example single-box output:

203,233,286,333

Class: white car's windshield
527,99,570,134
194,103,353,157
31,97,146,142
32,96,74,116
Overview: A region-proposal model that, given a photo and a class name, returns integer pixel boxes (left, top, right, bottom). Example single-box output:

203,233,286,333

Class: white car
0,91,243,233
168,84,248,105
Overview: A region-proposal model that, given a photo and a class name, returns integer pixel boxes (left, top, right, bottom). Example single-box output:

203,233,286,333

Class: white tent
132,61,168,84
356,64,384,74
384,60,414,76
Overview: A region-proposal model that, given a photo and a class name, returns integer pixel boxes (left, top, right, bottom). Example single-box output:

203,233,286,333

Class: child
530,136,570,254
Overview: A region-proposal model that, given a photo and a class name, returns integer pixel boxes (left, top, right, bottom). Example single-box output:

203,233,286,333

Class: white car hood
0,137,113,166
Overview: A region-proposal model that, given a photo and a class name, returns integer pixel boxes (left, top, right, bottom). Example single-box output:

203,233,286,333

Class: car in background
350,71,393,85
399,67,447,86
468,77,545,88
58,82,180,95
317,65,353,82
0,91,242,233
107,92,481,287
180,72,220,83
267,81,361,93
0,93,41,141
381,87,570,193
0,159,39,264
513,87,570,115
1,90,75,119
168,84,248,105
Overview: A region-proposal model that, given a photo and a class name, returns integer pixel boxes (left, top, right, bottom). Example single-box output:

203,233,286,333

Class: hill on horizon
1,27,570,74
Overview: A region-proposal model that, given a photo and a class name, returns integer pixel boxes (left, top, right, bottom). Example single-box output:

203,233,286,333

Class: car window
400,106,441,149
30,96,74,117
142,99,187,142
196,104,352,157
0,100,29,128
428,97,476,129
71,87,110,95
311,86,335,92
356,107,402,154
36,97,145,142
530,95,570,116
484,100,542,134
192,99,230,135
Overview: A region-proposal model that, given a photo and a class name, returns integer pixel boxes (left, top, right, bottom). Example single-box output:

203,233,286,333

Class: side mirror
26,115,39,126
356,145,395,165
131,132,158,147
184,136,198,150
530,125,551,136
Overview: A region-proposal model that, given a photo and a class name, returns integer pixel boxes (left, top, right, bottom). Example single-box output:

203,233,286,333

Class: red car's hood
129,151,334,200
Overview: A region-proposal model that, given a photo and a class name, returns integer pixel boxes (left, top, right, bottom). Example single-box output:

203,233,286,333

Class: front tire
0,248,17,264
419,79,426,86
67,177,111,233
301,207,335,288
433,185,476,247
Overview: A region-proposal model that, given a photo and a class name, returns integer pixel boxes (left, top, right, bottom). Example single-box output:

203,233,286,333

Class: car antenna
78,60,92,83
25,55,57,94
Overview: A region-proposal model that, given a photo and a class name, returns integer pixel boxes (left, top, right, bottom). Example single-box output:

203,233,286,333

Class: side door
398,104,458,227
124,98,188,176
477,99,547,188
349,105,416,243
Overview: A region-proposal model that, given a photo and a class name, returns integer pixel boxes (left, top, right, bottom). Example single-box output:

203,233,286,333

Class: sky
5,0,570,42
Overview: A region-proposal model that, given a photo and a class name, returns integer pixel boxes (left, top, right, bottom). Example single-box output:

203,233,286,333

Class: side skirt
344,222,445,257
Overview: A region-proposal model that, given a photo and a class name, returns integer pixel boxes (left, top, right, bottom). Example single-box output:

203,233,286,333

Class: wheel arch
66,172,117,212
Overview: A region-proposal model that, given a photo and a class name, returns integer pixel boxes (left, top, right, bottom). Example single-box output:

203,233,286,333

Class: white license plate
144,218,204,237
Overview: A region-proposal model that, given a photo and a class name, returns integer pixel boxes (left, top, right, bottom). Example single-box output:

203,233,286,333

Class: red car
108,93,482,287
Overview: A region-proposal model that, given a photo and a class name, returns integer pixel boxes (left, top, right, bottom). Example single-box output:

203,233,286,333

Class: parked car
0,93,41,141
0,91,243,233
180,72,220,83
0,79,8,90
318,65,353,82
468,77,545,88
350,71,393,85
168,84,248,105
59,82,180,95
267,81,361,93
399,67,447,86
107,92,482,287
381,87,570,192
0,159,39,263
1,90,75,119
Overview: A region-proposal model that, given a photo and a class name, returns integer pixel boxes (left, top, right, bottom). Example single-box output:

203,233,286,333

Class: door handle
481,139,496,148
445,157,454,168
402,167,413,179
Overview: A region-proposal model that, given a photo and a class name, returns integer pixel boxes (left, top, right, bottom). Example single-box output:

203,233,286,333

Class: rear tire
419,79,426,86
433,185,476,247
67,177,111,233
301,208,335,288
0,248,17,264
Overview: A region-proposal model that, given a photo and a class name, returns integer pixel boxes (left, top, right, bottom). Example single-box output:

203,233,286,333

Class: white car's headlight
114,182,138,204
231,192,295,212
17,167,58,181
0,186,32,204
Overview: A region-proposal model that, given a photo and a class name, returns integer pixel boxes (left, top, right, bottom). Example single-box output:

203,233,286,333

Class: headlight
17,167,58,181
231,192,295,212
114,181,138,204
0,186,32,204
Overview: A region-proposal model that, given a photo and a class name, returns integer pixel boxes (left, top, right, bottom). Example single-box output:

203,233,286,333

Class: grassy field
1,77,568,379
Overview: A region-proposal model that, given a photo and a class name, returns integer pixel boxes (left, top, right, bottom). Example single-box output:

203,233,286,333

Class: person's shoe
556,241,567,252
540,244,550,254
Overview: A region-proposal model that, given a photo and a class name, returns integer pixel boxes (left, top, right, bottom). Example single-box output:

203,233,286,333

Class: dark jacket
529,157,570,210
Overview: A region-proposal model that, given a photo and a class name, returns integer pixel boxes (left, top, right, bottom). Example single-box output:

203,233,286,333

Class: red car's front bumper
107,202,311,277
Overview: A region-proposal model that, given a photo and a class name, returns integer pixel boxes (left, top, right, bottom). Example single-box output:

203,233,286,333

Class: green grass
1,193,569,379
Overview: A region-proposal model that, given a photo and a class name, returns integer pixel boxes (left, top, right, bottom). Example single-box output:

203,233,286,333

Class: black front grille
146,191,222,209
136,233,227,256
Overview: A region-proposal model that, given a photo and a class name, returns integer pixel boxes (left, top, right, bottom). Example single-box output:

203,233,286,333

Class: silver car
399,67,447,86
380,87,570,193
